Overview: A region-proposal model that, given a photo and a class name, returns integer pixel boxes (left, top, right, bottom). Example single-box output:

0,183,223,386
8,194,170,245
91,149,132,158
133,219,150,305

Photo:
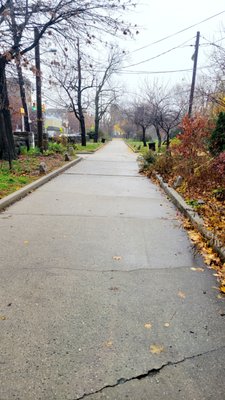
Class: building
7,76,32,131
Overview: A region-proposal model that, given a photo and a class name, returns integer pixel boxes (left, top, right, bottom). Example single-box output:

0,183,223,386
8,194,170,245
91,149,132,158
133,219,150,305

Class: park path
0,139,225,399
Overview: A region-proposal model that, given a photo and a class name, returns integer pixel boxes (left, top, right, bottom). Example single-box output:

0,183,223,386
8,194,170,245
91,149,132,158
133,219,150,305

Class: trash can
148,142,156,151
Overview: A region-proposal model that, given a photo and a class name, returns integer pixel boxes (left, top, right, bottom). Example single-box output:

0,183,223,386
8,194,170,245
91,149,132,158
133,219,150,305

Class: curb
125,142,139,153
76,142,106,155
0,157,82,212
155,173,225,262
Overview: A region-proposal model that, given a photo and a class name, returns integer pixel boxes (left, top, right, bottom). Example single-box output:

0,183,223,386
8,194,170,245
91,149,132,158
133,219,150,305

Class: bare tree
131,102,151,146
145,81,185,148
0,0,135,160
51,40,94,146
158,106,182,148
93,47,123,142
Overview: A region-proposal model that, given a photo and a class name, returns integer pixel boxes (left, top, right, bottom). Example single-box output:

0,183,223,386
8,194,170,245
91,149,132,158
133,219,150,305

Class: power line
121,37,195,69
129,10,225,54
118,65,212,75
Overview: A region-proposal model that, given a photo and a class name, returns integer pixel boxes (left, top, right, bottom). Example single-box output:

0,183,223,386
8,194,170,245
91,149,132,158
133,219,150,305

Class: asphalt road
0,139,225,400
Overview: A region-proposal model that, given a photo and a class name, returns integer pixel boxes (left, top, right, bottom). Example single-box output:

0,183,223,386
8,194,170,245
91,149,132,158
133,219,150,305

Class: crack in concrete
3,265,204,274
75,345,225,399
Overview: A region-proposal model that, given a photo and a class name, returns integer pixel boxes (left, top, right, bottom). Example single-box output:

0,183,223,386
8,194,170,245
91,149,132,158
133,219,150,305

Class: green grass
125,139,167,154
125,140,151,155
0,153,63,199
0,163,32,198
74,142,103,152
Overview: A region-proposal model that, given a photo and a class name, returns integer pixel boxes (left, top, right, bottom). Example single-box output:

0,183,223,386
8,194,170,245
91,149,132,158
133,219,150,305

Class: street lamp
34,28,56,151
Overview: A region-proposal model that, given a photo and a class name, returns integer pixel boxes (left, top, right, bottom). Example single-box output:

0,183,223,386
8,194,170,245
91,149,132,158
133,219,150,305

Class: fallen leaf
24,240,29,245
113,256,122,261
144,323,152,329
178,291,186,299
164,323,170,327
220,286,225,294
105,341,113,348
150,344,164,354
191,267,204,272
0,315,6,320
189,232,201,242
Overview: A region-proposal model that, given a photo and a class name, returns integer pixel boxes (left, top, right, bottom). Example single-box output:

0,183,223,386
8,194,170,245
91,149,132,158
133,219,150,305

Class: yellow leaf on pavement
178,291,186,299
150,344,164,354
105,340,113,348
113,256,122,261
144,323,152,329
164,323,170,327
0,315,6,320
191,267,204,272
220,286,225,294
24,240,29,245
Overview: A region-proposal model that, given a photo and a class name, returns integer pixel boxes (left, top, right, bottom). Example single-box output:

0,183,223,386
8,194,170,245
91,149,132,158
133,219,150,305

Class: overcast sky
118,0,225,93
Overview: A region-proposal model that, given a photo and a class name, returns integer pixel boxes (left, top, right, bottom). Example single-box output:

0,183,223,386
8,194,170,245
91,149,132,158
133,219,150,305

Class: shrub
175,113,212,158
48,142,66,154
27,147,41,156
154,152,174,177
213,150,225,176
209,112,225,156
20,146,27,155
139,150,156,171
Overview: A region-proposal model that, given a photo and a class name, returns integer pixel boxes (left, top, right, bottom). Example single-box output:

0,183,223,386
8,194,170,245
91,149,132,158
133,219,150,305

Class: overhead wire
129,9,225,54
121,37,195,69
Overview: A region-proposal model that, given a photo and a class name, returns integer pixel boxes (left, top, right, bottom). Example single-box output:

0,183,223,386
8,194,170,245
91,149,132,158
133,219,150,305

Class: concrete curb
76,142,107,155
125,142,139,153
0,157,82,212
155,173,225,262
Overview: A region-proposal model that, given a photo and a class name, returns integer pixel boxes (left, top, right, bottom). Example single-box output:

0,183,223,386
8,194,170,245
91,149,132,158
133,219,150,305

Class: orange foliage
174,113,214,158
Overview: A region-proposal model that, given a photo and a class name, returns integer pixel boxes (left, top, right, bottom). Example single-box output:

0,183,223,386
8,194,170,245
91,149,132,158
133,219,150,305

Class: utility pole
34,27,43,151
188,31,200,117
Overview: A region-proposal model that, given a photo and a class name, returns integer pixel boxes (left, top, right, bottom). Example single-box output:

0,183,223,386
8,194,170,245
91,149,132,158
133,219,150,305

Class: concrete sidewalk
0,139,225,399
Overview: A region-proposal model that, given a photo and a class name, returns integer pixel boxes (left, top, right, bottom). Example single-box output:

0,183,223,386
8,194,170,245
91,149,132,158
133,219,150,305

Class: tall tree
0,0,135,159
93,48,122,142
132,102,151,146
51,41,94,146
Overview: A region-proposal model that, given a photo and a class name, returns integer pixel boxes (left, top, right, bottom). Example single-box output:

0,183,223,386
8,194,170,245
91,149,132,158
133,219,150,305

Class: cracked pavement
0,139,225,399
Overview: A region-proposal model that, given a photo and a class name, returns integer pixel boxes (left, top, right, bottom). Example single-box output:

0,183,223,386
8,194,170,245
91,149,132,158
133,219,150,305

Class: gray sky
118,0,225,92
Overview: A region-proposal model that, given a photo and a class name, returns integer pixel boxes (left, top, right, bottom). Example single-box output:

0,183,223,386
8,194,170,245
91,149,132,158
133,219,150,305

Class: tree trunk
16,61,30,133
142,126,147,147
166,131,170,149
94,93,99,143
77,38,86,147
0,57,16,163
79,115,86,146
155,125,161,149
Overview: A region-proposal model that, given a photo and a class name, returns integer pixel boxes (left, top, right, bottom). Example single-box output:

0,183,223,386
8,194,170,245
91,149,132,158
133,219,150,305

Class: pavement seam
3,213,179,221
3,265,204,273
75,345,225,399
64,173,141,178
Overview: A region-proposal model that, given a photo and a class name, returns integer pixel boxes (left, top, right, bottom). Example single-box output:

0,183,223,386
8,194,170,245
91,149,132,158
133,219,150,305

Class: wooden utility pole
34,27,43,151
188,31,200,117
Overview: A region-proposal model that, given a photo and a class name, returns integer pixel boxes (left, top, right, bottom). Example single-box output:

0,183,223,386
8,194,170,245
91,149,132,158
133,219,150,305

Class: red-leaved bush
213,151,225,176
174,113,213,158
